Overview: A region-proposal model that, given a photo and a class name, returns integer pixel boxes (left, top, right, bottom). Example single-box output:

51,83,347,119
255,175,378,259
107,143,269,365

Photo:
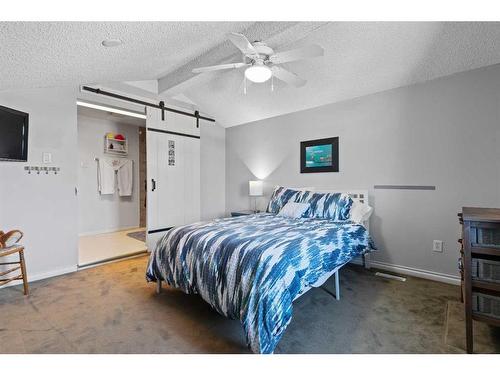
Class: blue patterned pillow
266,186,303,214
297,191,353,221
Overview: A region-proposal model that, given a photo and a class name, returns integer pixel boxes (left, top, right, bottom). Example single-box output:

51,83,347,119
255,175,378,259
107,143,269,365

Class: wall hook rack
24,166,60,175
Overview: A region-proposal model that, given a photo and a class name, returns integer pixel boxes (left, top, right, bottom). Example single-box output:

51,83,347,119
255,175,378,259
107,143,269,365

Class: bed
146,190,375,354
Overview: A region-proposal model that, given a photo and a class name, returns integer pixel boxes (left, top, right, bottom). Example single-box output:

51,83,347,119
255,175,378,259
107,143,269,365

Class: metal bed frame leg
334,271,340,300
156,280,162,294
362,252,371,269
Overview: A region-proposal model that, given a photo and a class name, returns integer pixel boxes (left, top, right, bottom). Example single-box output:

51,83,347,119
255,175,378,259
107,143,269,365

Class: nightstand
231,210,258,217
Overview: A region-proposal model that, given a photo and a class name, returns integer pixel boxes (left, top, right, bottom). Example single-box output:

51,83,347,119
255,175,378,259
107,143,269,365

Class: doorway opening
77,104,147,267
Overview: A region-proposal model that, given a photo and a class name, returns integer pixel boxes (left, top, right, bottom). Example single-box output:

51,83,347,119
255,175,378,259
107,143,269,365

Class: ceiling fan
192,32,324,89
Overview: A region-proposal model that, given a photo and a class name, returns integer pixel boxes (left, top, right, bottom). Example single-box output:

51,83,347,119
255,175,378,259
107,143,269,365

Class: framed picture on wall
300,137,339,173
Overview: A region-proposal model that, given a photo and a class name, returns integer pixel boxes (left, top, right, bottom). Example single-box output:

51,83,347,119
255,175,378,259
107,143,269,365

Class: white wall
0,87,79,280
226,64,500,281
0,86,226,285
77,111,142,235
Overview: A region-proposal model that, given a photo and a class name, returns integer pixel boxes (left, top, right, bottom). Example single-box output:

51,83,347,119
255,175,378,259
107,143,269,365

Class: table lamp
249,180,263,213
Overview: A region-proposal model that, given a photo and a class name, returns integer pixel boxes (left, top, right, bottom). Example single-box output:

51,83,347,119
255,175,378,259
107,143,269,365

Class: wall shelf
104,136,128,156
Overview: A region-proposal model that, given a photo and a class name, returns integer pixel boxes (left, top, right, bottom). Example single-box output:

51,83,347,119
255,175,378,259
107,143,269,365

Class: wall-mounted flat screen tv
0,105,29,161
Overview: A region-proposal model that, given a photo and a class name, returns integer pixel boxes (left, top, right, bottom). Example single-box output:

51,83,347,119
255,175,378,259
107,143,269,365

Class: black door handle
151,179,156,191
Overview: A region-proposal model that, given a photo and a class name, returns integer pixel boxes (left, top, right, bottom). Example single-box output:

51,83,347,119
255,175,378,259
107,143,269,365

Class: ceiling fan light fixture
245,65,272,83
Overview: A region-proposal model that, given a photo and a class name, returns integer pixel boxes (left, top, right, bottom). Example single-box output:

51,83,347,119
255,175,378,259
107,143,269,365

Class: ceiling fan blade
227,32,259,56
270,44,324,64
192,62,248,74
271,66,307,88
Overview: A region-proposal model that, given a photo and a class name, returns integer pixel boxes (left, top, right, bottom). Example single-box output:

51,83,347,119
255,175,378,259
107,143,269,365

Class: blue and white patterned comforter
146,213,375,354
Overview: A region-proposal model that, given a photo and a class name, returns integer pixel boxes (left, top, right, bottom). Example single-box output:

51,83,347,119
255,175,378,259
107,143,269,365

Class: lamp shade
249,180,263,197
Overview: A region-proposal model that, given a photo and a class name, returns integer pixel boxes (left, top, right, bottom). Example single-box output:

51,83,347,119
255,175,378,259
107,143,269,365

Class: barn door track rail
81,86,215,127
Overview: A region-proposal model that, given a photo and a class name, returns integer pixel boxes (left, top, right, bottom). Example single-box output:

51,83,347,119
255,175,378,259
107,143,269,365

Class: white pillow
349,201,373,224
288,186,314,191
278,202,310,219
273,186,314,193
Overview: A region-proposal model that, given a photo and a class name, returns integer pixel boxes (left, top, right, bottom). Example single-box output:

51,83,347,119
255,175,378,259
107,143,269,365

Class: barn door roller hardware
159,101,165,121
81,86,215,124
195,110,200,128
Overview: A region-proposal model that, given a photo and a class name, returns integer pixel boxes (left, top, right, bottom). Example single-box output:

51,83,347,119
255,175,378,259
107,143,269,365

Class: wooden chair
0,245,29,295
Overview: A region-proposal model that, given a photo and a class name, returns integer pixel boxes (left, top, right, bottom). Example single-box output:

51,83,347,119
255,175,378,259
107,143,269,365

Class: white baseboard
368,260,460,285
0,265,77,289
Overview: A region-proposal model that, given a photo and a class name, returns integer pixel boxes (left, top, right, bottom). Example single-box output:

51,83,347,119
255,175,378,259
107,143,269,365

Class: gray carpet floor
1,255,499,354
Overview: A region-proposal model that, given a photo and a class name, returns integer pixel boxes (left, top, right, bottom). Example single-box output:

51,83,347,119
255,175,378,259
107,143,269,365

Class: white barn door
146,107,200,250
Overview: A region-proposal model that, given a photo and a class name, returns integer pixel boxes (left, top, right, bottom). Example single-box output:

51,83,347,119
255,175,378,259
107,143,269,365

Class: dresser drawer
472,292,500,320
472,258,500,283
469,225,500,256
475,226,500,246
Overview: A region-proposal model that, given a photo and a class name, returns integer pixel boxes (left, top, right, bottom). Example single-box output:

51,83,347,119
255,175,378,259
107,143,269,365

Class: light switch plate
42,152,52,163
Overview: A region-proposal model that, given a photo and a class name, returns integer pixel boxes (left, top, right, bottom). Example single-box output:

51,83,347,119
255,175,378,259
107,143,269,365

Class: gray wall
200,120,226,220
226,64,500,279
0,87,79,280
77,112,142,235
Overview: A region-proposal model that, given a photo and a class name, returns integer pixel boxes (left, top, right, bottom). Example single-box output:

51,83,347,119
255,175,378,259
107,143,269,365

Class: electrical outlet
433,240,444,253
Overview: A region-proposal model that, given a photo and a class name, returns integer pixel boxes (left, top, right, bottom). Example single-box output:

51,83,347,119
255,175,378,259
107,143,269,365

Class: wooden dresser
459,207,500,353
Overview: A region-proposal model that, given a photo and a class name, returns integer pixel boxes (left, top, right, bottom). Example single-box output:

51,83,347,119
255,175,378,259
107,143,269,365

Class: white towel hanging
97,158,116,195
97,157,133,196
117,159,133,197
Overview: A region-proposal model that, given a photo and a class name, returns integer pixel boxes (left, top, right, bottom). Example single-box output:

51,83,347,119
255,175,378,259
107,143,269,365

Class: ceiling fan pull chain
244,76,247,95
271,75,274,92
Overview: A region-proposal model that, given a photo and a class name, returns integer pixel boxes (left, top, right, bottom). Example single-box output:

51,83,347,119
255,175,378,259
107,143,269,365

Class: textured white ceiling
179,22,500,127
2,22,500,127
0,22,253,90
